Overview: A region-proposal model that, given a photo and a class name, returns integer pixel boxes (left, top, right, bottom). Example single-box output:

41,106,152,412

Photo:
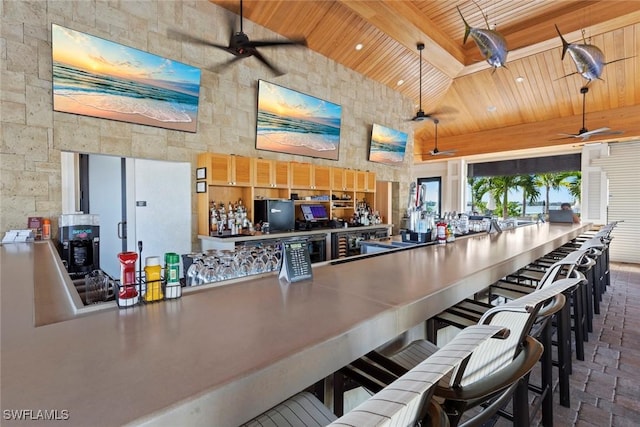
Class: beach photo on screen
256,80,342,161
52,24,201,132
368,123,408,164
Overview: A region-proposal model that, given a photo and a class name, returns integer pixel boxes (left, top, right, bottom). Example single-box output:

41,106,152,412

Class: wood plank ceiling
208,1,640,163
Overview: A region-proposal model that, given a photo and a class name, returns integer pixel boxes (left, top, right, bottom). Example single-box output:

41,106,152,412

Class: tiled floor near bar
522,262,640,427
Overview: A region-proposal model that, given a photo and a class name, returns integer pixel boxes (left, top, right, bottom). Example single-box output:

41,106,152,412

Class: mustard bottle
144,256,163,302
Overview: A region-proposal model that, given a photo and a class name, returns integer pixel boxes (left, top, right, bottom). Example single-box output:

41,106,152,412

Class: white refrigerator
88,155,191,278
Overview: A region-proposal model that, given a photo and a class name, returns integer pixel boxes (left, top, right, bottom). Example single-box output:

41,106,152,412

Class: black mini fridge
253,199,295,232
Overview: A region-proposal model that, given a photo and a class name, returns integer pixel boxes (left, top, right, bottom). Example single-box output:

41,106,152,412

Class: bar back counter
0,222,590,426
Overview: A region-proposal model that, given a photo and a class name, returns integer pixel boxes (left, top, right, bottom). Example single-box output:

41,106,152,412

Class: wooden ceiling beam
413,104,640,162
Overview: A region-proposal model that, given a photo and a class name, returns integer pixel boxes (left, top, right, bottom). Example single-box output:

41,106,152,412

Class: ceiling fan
168,0,306,75
558,86,624,141
411,43,432,122
428,119,456,156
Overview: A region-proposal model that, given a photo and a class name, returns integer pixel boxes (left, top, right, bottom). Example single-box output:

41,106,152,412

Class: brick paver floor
516,262,640,426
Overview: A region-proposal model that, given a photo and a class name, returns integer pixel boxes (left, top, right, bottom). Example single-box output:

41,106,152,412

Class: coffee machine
58,214,100,279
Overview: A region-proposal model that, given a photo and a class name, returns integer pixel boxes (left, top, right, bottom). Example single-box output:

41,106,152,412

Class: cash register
296,204,330,230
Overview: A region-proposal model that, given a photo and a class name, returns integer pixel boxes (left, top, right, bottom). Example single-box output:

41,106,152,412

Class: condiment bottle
42,218,51,240
143,256,163,302
446,223,455,243
164,253,181,299
117,252,139,306
437,221,447,244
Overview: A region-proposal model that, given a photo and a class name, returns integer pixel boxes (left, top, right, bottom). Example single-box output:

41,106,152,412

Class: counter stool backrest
328,324,507,427
459,278,582,386
537,249,587,290
580,237,605,251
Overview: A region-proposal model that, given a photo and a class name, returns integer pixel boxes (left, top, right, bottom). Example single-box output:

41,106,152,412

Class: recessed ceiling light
515,76,525,83
397,79,404,86
487,105,497,112
355,43,363,51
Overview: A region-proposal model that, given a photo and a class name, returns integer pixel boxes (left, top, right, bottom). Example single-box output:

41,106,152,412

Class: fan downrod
432,118,439,153
578,86,589,134
412,43,428,121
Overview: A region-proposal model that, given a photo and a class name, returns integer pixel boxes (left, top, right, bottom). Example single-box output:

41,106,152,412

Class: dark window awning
467,154,581,177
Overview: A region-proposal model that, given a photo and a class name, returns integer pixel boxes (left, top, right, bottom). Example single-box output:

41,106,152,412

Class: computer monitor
300,204,329,221
548,209,574,223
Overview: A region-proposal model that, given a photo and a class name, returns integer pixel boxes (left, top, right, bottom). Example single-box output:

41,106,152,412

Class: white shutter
446,159,464,212
591,141,640,263
581,144,608,224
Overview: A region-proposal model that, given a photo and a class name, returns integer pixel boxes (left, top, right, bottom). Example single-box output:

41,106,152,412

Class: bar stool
430,251,586,409
533,253,596,335
551,236,607,313
240,324,509,427
344,278,580,427
551,222,616,299
491,249,589,364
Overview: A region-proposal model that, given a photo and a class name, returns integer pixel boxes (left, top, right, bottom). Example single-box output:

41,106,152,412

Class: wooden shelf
197,153,376,235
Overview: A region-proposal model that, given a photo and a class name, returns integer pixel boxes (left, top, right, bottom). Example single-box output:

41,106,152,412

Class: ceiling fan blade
428,149,456,156
586,127,624,137
246,38,307,48
251,49,284,75
166,29,219,48
555,128,625,142
556,133,582,138
583,127,611,135
167,29,236,55
210,55,244,73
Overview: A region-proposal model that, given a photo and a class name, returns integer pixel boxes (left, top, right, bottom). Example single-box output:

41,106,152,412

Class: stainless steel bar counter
0,222,590,426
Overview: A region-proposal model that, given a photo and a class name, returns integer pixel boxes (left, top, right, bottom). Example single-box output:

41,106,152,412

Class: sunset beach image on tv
256,80,342,161
368,123,408,164
52,24,201,132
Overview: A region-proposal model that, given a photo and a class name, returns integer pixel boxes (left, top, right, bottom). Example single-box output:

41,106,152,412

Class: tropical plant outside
466,172,581,217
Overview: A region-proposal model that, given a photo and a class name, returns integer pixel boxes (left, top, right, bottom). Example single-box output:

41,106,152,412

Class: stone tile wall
1,0,414,239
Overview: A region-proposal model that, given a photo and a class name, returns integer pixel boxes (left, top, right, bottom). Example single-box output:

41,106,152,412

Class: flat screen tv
52,24,201,133
368,123,408,165
256,80,342,161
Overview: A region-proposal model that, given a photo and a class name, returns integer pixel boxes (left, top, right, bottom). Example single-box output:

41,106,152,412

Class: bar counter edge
0,222,591,427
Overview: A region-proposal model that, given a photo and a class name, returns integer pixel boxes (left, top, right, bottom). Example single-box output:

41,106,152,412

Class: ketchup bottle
118,252,139,306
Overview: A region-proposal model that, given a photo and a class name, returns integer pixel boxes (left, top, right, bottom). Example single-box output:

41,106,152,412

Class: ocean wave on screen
259,132,338,152
57,91,193,123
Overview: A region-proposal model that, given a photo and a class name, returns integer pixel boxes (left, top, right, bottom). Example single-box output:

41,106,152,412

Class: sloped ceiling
208,1,640,162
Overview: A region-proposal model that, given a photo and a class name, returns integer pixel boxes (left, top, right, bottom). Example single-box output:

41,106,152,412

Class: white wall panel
581,144,609,224
591,141,640,264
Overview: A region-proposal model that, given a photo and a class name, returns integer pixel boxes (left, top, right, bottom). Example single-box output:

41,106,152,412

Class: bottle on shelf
210,201,218,236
